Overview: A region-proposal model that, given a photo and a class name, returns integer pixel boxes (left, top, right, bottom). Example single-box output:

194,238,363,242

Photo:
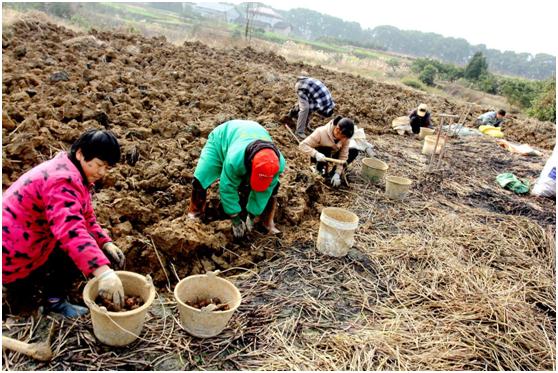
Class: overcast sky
229,0,556,56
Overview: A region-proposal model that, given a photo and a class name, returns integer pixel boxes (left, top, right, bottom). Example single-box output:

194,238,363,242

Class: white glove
97,269,124,311
231,215,246,238
331,173,341,187
315,152,326,162
245,215,255,233
102,242,125,269
365,146,375,157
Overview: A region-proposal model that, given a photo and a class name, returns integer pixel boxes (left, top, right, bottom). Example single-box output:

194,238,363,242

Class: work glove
102,242,126,269
231,215,246,238
97,269,124,311
315,152,326,162
365,146,375,157
245,214,255,233
331,173,342,188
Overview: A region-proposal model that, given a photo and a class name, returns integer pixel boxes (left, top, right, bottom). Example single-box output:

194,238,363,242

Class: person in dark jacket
409,103,433,134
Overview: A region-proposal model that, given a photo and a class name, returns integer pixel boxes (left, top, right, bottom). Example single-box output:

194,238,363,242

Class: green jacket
193,120,286,216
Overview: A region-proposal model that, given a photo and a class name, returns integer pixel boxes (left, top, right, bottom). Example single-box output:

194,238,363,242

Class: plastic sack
531,145,557,198
479,125,504,138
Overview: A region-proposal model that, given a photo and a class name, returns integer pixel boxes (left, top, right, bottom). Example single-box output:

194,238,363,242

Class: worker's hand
97,269,124,311
365,146,375,157
245,214,255,233
102,242,125,269
331,173,342,187
315,152,326,162
231,215,246,238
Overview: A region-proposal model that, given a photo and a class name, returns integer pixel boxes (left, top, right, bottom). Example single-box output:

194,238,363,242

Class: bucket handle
85,274,158,344
96,306,155,344
205,270,220,279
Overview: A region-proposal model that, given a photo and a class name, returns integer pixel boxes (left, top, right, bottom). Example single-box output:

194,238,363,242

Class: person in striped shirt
288,76,335,140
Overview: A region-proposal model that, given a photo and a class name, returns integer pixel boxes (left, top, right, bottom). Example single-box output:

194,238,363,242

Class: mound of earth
2,19,555,371
1,19,554,285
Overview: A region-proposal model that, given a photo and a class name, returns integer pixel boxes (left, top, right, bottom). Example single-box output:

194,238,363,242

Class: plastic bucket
419,127,435,140
317,207,359,257
174,271,241,338
361,157,388,184
385,176,412,200
83,271,155,347
421,135,446,155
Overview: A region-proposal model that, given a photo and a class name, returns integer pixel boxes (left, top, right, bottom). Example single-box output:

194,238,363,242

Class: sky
229,0,557,56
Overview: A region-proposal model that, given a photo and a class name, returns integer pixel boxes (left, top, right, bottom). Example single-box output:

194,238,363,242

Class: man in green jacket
188,120,286,238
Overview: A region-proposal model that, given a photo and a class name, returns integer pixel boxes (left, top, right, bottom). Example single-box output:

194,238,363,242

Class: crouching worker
299,116,354,188
188,120,286,238
409,103,433,134
2,129,126,318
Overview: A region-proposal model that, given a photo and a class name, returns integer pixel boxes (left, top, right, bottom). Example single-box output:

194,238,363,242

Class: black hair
69,129,121,166
497,109,506,116
334,117,354,138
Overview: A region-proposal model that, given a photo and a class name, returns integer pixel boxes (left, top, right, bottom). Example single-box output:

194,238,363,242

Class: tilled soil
2,19,555,286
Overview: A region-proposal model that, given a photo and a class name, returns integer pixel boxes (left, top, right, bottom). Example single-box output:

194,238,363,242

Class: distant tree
528,78,556,122
475,73,499,95
419,64,437,86
500,78,538,108
387,58,400,73
464,52,489,81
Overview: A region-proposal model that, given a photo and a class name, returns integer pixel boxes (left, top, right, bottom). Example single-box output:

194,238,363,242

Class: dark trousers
313,147,358,176
2,248,82,317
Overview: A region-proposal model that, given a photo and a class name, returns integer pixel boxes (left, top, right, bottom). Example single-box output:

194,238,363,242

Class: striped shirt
296,77,335,117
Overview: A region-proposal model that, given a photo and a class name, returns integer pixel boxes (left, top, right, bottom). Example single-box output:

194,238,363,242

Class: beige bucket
361,157,388,184
419,127,435,140
174,271,241,338
317,207,359,257
83,271,156,347
385,176,412,200
421,135,446,155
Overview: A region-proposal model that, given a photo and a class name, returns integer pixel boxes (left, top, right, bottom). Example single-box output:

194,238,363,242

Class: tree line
412,53,556,123
280,9,555,80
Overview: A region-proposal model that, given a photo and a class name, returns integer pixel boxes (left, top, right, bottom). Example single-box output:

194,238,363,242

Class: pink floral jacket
2,152,111,284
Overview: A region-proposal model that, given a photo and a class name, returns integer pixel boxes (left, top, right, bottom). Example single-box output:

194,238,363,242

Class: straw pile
3,134,555,371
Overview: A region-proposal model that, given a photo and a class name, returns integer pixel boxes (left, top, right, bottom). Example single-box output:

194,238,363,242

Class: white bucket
421,135,446,155
361,157,389,184
174,271,241,338
419,127,435,140
83,271,155,347
316,207,359,257
385,176,412,200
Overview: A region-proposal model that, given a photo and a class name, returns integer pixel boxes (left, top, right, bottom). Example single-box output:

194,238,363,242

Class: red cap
250,149,279,192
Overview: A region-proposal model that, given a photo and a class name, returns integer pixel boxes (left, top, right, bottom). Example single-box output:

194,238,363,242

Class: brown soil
2,19,555,372
1,19,555,285
95,294,144,312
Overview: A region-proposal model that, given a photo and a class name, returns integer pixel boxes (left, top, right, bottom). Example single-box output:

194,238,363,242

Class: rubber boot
188,178,207,219
46,297,89,318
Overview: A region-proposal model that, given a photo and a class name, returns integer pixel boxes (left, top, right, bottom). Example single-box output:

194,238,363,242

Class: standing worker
2,129,126,317
288,76,335,140
188,120,286,237
409,103,433,134
299,116,354,187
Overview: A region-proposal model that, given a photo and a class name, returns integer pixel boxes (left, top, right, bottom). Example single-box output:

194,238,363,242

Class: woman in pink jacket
2,129,126,317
